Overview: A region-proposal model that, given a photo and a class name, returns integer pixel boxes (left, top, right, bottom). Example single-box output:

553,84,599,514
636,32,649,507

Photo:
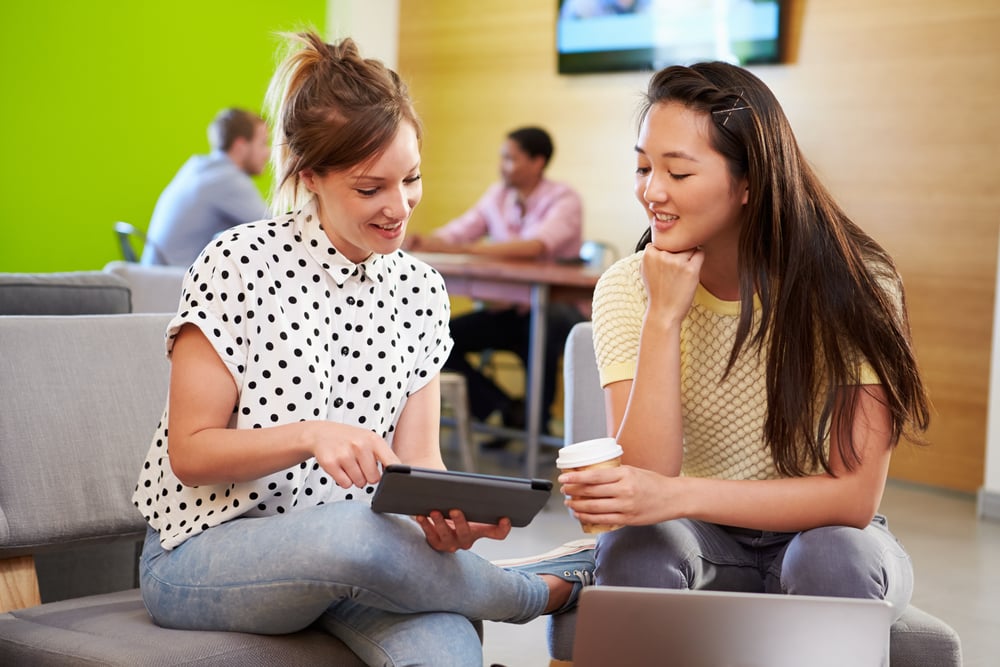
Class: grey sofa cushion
0,272,138,601
0,272,131,315
103,261,186,313
890,605,964,665
0,589,362,666
0,314,170,556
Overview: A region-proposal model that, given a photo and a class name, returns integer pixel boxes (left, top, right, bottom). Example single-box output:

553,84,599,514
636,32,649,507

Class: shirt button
346,296,356,305
341,346,349,356
333,397,344,408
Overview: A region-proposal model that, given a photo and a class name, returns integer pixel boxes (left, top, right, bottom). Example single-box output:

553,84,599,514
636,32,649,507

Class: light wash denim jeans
140,502,549,666
595,514,913,622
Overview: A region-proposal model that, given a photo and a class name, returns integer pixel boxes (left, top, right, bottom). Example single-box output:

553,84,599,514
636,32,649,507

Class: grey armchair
0,270,131,315
0,314,366,664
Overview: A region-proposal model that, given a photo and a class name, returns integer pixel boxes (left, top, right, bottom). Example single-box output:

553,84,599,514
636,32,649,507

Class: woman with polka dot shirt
132,32,593,666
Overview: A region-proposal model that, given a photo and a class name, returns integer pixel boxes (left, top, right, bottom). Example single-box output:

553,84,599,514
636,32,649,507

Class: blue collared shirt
142,150,269,267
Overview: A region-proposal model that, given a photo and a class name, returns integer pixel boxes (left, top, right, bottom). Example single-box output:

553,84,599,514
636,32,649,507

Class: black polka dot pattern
132,202,453,550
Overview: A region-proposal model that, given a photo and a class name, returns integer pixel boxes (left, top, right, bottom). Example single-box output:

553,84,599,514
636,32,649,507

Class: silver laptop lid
572,586,894,667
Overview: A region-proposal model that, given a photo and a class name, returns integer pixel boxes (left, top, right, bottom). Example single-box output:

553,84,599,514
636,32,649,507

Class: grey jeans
595,514,913,621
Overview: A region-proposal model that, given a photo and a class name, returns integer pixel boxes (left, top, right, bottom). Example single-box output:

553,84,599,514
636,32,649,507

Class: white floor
447,441,1000,667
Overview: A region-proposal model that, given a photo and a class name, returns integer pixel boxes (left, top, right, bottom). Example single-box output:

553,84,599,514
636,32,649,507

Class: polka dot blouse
132,201,453,550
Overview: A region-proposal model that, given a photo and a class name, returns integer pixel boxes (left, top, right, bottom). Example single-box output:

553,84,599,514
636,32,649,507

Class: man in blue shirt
142,108,270,266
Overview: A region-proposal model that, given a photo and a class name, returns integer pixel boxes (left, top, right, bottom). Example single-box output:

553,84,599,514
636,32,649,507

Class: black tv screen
557,0,785,75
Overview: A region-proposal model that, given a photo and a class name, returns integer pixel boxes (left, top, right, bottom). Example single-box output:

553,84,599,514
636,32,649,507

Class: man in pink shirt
407,127,585,441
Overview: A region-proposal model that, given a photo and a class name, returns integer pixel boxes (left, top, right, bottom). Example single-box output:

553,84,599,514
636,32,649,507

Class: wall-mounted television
557,0,787,75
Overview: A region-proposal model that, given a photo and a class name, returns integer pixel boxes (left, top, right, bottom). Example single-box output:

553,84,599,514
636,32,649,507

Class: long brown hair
635,62,930,476
264,32,422,214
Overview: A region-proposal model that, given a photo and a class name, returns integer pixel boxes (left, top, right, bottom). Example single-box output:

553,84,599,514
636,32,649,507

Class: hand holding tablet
371,464,553,527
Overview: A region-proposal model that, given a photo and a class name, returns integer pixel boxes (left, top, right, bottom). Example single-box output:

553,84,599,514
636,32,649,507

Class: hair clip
712,93,751,127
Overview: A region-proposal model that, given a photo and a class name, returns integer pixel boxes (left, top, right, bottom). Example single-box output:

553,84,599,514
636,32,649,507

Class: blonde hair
264,32,421,215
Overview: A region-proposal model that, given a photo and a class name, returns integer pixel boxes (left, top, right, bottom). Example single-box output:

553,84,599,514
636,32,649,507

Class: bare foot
540,574,573,613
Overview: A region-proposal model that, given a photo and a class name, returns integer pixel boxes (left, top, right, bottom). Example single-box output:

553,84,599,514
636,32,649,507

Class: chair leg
440,372,476,472
1,555,41,613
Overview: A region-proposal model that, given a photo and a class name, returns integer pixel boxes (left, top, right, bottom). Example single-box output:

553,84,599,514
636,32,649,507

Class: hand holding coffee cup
556,437,624,534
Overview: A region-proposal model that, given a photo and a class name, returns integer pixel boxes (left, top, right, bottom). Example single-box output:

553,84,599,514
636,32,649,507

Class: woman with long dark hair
561,61,930,618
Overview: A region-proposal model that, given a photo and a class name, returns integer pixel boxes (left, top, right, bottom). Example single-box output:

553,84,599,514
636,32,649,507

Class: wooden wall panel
398,0,1000,492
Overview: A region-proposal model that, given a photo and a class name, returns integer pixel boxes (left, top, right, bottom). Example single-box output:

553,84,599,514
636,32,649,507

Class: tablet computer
371,464,553,527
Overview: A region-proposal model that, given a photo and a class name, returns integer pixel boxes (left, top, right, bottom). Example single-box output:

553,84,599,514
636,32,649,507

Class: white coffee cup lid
556,437,624,468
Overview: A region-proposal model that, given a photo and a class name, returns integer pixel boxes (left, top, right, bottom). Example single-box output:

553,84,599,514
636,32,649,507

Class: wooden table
415,253,601,478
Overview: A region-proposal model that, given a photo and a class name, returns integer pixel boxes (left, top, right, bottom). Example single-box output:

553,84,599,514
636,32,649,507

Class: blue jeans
595,514,913,622
139,502,548,666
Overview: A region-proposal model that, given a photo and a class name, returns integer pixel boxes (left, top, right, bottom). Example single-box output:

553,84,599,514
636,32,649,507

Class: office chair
114,221,167,264
578,239,618,270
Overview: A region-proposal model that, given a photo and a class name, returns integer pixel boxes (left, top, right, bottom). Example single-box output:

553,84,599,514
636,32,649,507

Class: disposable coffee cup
556,437,624,534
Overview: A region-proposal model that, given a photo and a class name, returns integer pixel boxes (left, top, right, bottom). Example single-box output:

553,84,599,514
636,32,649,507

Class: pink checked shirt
433,178,584,261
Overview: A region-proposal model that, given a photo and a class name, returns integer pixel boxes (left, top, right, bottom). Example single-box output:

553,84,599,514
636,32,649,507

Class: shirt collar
208,149,238,168
295,199,387,287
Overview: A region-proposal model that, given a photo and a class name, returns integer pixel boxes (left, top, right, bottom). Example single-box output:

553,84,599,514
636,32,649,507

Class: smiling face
302,121,422,263
635,102,748,254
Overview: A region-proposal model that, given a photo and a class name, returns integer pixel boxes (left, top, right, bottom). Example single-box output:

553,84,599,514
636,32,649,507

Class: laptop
572,586,894,667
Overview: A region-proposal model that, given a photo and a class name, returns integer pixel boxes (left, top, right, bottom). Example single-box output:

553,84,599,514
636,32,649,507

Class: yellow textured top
592,252,882,481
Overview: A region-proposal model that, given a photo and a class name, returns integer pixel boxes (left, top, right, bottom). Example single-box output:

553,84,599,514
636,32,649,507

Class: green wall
0,0,326,272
